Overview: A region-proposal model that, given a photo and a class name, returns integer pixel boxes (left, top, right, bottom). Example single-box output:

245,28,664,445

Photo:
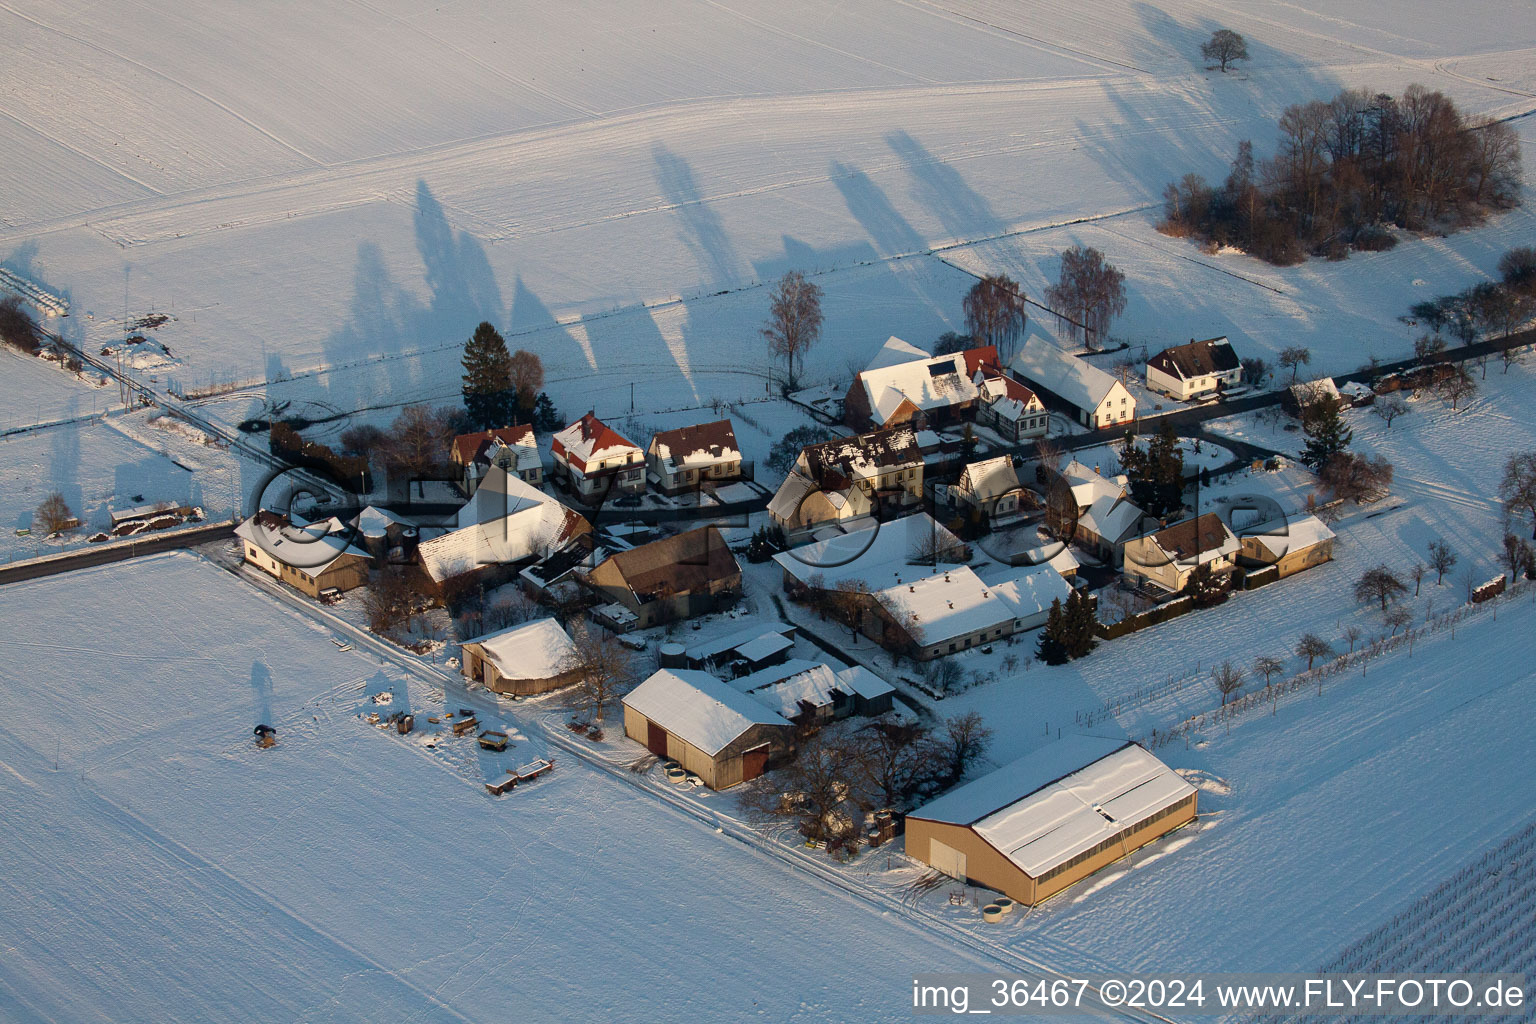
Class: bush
0,297,41,355
766,425,835,473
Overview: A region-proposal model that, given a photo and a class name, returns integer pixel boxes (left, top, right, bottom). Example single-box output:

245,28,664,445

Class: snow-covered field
0,553,1001,1023
5,0,1536,1016
4,0,1533,431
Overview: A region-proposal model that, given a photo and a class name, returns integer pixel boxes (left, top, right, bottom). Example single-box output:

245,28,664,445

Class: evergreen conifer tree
1036,598,1068,665
461,321,516,429
1301,400,1353,468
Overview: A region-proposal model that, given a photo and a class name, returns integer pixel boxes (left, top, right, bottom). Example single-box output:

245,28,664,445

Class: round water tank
658,642,687,669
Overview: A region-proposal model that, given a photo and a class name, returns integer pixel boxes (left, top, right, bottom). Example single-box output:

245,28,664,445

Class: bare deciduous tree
1044,246,1126,349
762,270,824,387
1340,624,1363,653
939,712,993,784
1201,28,1249,73
1500,451,1536,538
853,716,936,809
383,404,453,476
362,565,418,634
1436,365,1477,411
34,492,75,535
1241,357,1270,388
1279,345,1312,383
1355,565,1408,611
1411,563,1426,596
962,275,1028,362
1499,533,1535,583
1384,604,1413,635
1254,655,1284,685
1295,632,1334,670
748,730,860,845
1212,660,1245,705
1427,538,1457,585
1374,394,1407,429
562,622,637,726
508,349,545,413
1321,451,1393,503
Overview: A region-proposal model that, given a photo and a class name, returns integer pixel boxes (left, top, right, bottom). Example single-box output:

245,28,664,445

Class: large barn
906,736,1197,905
622,669,793,790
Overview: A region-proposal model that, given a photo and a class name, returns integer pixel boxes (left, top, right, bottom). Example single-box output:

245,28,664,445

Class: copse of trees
0,297,42,355
1159,85,1522,264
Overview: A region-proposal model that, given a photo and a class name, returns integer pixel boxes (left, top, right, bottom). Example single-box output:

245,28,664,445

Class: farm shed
1239,515,1336,579
460,618,582,696
622,669,793,790
906,736,1197,906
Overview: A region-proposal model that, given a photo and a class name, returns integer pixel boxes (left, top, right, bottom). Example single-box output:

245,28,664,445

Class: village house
451,425,543,495
906,735,1197,906
867,563,1072,661
622,668,794,789
584,525,741,631
973,370,1049,442
647,419,742,496
727,659,896,727
1145,336,1242,401
1074,493,1146,567
767,425,922,534
459,617,582,696
551,412,645,505
1056,459,1129,512
844,338,999,432
416,468,591,592
1013,336,1136,428
1284,377,1342,418
1122,512,1240,592
952,456,1027,527
773,513,966,598
235,511,371,599
1239,515,1336,579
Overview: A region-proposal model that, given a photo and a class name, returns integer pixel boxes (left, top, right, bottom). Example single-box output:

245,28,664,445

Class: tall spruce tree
1301,400,1352,469
1036,598,1068,665
1062,589,1099,659
461,321,516,430
1121,422,1185,519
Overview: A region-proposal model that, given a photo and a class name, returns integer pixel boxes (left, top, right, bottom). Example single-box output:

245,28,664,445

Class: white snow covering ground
0,553,997,1023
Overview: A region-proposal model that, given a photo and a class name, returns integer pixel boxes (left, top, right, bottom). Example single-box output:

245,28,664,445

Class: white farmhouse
1012,337,1135,429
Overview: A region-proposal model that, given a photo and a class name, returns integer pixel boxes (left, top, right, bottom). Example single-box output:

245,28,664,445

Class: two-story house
1122,513,1240,593
451,425,543,495
1145,337,1242,401
1013,337,1136,429
551,413,645,505
647,419,742,496
767,425,923,533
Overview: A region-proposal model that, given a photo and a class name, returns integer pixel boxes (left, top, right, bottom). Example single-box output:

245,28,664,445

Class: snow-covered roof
1338,381,1373,401
235,511,369,575
1289,377,1340,407
730,660,843,719
875,565,1016,646
853,345,997,427
864,335,931,371
767,471,816,522
910,736,1196,878
354,505,411,538
1012,337,1128,413
735,633,795,664
684,623,796,665
799,425,922,484
958,456,1021,503
1079,494,1144,544
833,665,896,702
552,413,641,470
1243,515,1336,559
975,371,1041,422
418,481,588,583
649,419,741,474
991,564,1074,620
1059,459,1127,509
773,513,964,590
452,425,538,470
463,618,577,681
1013,542,1081,577
623,669,790,756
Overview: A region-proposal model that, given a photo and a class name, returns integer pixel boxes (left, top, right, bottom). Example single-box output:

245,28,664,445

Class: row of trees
744,712,993,846
766,244,1131,389
1409,245,1536,347
1160,86,1522,264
